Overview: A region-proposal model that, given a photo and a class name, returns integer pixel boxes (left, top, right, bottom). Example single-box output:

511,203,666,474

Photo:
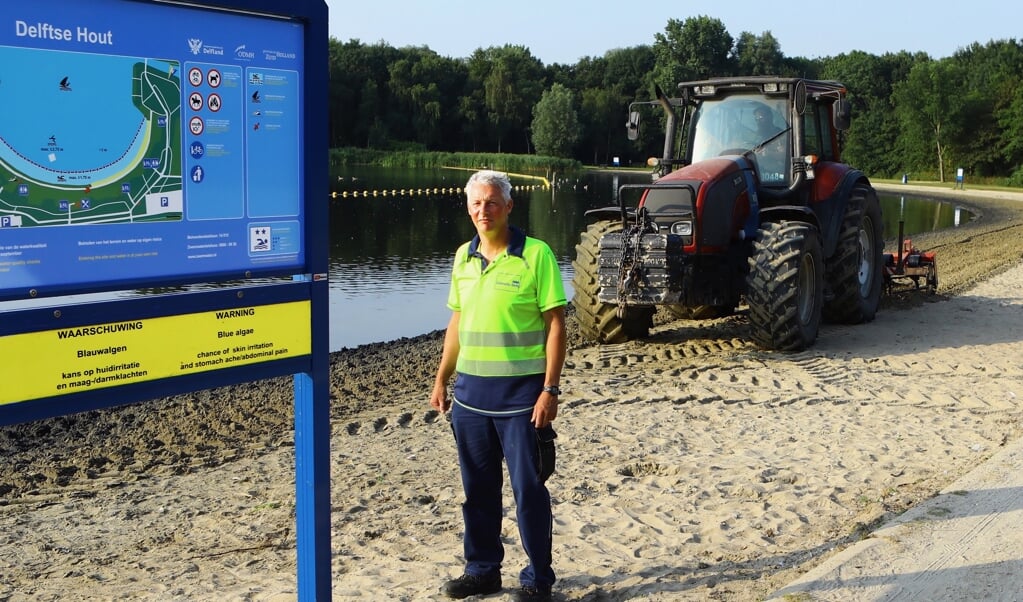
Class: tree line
329,15,1023,186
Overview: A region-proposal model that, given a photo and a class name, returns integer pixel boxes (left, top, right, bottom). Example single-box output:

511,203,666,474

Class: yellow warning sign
0,301,311,405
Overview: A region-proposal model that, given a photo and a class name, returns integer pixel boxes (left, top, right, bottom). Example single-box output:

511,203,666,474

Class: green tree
952,40,1023,176
893,58,968,182
652,16,734,91
469,45,546,153
822,50,921,177
328,39,402,148
531,83,581,158
386,47,466,150
734,31,785,75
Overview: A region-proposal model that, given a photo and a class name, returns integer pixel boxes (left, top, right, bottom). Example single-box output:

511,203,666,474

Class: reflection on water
327,167,970,349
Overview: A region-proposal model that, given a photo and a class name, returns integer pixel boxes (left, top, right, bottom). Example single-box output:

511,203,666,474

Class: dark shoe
441,573,502,599
511,585,552,602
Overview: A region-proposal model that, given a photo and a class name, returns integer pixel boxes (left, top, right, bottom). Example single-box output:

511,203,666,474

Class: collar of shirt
466,225,526,268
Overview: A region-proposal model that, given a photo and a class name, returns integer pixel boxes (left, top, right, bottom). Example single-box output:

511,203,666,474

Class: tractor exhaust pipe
654,85,677,178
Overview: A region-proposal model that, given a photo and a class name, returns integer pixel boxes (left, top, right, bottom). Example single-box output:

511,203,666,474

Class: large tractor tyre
822,184,885,324
745,221,824,351
571,221,653,343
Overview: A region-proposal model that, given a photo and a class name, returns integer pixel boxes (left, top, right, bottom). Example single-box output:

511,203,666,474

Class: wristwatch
542,385,561,396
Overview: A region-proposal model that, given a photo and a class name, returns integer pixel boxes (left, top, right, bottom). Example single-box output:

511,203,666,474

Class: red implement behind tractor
883,233,938,293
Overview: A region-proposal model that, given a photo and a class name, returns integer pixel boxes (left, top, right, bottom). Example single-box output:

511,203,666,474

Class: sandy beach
2,183,1023,601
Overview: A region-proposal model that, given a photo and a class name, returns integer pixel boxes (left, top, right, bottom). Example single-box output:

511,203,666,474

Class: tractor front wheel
572,220,653,343
746,221,824,351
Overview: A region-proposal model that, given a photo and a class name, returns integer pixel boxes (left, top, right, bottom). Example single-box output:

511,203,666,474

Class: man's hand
531,392,559,428
430,383,451,413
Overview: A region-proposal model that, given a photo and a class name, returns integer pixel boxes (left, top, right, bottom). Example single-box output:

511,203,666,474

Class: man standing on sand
430,170,567,602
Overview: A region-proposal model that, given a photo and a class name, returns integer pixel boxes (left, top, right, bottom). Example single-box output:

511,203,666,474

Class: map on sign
0,47,182,228
0,0,305,300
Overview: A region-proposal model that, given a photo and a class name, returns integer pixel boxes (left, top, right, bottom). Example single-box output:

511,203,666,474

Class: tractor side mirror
834,99,851,131
626,111,640,141
794,79,807,115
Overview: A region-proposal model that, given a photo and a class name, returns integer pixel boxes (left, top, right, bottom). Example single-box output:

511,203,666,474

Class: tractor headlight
670,221,693,236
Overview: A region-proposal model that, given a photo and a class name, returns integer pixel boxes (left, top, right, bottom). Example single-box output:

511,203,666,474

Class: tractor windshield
690,96,791,184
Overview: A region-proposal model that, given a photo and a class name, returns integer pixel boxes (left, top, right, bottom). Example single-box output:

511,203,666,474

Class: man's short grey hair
465,170,512,202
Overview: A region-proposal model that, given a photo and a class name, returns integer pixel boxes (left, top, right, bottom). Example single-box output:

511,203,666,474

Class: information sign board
0,1,331,599
0,0,307,300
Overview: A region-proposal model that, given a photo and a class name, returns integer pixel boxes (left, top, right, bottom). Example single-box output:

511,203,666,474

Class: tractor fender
759,205,820,233
583,206,630,222
809,164,871,259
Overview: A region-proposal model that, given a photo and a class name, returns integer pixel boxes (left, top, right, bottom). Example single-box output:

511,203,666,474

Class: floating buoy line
329,183,549,199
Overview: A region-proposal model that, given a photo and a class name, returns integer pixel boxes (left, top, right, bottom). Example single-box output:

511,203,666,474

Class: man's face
467,183,512,236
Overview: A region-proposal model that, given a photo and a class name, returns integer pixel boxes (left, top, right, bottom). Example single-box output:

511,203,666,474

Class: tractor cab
628,77,853,203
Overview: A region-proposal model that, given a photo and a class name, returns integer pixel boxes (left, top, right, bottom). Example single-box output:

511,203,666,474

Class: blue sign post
0,0,331,598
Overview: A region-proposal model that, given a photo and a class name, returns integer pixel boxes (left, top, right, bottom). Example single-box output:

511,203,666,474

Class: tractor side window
802,102,836,161
818,103,835,161
803,105,822,157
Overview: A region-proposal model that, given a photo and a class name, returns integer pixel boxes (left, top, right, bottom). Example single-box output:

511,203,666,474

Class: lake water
328,167,969,350
1,167,965,351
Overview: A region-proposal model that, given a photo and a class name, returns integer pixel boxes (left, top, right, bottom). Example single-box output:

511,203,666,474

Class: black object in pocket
536,426,557,482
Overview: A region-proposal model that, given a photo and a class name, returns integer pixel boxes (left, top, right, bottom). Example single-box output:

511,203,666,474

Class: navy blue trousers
450,403,555,589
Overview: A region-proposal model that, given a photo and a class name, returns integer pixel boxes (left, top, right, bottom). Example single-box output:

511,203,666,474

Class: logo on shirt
494,275,521,292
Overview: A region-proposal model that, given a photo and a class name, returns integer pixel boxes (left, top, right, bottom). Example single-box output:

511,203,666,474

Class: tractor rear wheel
823,183,884,323
572,220,653,343
746,221,824,351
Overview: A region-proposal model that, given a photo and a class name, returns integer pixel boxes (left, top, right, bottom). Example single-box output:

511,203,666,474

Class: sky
326,1,1021,65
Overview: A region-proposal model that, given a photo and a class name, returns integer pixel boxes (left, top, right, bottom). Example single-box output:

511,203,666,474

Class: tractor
572,77,884,351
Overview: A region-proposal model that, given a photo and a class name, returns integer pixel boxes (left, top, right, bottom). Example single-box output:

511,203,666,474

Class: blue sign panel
0,0,306,300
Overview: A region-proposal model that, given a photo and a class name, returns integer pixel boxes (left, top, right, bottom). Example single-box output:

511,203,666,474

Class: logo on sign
188,38,203,55
249,226,271,252
235,44,255,60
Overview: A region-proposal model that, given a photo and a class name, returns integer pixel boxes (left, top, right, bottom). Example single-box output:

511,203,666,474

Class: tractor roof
677,76,846,99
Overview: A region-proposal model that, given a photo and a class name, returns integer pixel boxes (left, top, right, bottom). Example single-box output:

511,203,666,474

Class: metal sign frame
0,0,331,598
